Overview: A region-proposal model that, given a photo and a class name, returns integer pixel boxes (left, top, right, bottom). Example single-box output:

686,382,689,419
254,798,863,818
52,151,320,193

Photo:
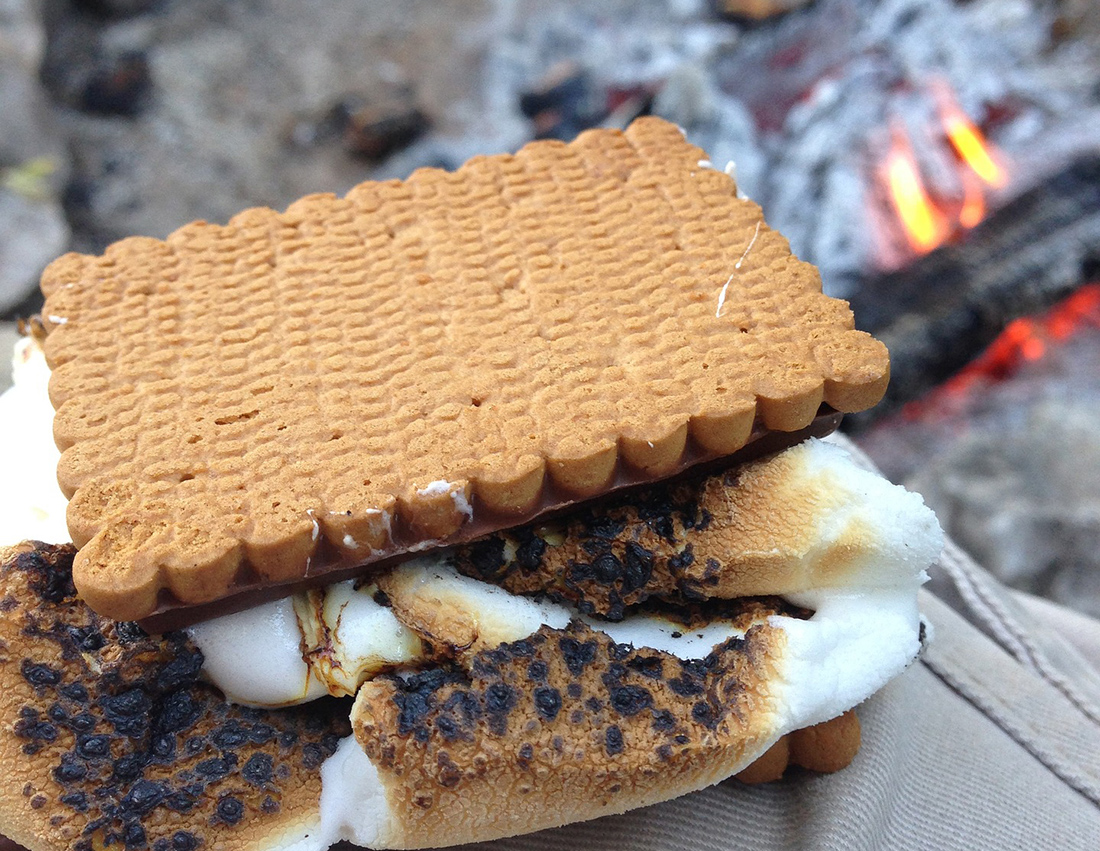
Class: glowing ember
902,283,1100,420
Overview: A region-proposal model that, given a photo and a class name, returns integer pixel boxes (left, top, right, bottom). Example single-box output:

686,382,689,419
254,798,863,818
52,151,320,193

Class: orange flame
884,125,949,254
881,82,1010,260
958,167,986,229
933,79,1007,189
947,118,1007,187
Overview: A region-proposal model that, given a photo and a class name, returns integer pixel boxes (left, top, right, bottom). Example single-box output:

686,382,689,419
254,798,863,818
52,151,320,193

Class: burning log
847,153,1100,427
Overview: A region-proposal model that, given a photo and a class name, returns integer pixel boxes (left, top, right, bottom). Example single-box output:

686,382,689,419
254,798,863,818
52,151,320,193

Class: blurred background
3,0,1100,615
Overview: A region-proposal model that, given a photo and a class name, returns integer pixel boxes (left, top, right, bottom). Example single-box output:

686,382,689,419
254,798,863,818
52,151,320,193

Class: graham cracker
40,117,889,622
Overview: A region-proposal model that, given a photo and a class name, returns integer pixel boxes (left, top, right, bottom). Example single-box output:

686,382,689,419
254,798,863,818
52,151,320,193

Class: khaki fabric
398,434,1100,850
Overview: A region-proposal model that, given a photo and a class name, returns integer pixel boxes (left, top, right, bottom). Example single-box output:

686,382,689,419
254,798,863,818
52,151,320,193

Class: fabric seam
919,654,1100,809
938,540,1100,727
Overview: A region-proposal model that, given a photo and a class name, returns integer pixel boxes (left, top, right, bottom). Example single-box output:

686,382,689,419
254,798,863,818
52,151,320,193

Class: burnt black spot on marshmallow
559,636,598,676
123,820,147,849
54,754,88,783
605,725,624,756
15,711,58,743
14,546,77,604
214,795,244,825
112,753,149,782
21,660,62,689
533,686,562,721
211,721,250,750
484,682,518,735
195,755,235,780
592,553,623,585
485,682,517,715
241,753,274,786
691,700,720,728
435,714,461,741
627,655,664,679
170,832,199,851
120,779,168,816
608,685,654,717
668,673,705,697
464,537,507,580
392,668,468,736
77,733,111,759
622,542,655,593
651,709,677,733
514,531,547,572
100,688,153,736
113,621,148,645
61,682,90,703
61,790,89,811
249,723,277,744
300,743,325,769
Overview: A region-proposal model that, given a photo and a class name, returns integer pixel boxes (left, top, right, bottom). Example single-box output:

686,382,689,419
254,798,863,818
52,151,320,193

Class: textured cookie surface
0,543,348,851
40,116,889,621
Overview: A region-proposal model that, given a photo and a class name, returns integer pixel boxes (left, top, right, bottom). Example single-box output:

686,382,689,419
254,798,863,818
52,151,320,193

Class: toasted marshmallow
187,580,423,707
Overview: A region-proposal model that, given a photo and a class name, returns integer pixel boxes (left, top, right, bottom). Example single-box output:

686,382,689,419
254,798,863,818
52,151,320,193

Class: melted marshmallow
294,580,424,697
191,558,770,707
188,580,423,707
771,586,924,730
186,596,328,707
306,579,924,849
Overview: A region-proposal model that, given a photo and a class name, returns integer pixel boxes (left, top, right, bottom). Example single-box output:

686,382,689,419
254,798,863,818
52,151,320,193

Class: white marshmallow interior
299,581,425,697
186,596,328,707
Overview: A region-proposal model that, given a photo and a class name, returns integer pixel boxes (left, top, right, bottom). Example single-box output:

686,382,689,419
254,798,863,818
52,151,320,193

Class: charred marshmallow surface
0,544,350,851
187,560,928,849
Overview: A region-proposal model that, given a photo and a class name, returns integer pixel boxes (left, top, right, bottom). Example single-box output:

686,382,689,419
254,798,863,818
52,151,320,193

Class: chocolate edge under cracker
138,410,841,633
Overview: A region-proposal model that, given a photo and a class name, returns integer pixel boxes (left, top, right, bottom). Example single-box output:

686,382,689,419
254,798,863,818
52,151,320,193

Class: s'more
0,117,939,851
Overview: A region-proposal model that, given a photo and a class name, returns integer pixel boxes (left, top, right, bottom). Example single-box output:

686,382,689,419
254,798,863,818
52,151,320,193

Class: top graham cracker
40,117,888,622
